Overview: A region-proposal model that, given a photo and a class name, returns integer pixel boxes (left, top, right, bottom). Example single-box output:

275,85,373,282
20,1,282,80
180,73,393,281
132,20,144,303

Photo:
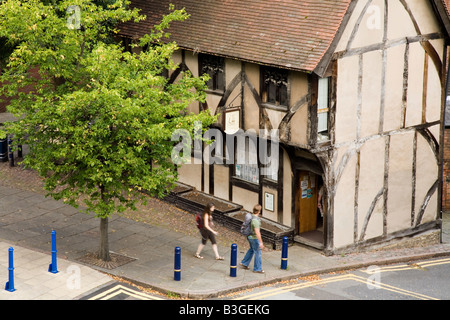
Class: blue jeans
241,237,262,272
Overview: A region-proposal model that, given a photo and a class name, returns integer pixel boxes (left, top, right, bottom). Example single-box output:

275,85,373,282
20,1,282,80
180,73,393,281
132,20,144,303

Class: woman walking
195,203,224,260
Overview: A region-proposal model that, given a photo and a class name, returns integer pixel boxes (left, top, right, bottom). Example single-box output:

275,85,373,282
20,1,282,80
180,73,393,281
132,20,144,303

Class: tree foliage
0,0,215,259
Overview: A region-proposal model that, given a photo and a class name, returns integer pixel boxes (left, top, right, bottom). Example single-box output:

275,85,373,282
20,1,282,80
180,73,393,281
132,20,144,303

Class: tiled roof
444,0,450,14
119,0,352,73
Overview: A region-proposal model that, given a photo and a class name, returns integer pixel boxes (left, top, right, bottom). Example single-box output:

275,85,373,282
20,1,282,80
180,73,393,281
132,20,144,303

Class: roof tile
119,0,352,72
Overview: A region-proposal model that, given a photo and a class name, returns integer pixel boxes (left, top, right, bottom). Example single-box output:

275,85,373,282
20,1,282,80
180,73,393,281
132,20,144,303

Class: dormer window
261,67,288,109
199,54,225,93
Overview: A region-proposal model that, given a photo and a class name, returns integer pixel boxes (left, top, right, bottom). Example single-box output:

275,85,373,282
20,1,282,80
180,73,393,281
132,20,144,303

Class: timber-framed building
119,0,450,254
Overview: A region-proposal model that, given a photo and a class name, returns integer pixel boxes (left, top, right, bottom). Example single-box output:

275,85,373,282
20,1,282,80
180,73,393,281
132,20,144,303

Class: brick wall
443,128,450,212
0,96,10,113
0,66,41,114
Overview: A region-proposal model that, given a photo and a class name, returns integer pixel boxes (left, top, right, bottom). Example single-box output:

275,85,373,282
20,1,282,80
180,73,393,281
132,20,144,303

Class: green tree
0,0,215,263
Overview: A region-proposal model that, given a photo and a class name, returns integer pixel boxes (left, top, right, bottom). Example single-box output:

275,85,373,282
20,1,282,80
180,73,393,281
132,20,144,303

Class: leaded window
199,54,225,92
261,67,288,107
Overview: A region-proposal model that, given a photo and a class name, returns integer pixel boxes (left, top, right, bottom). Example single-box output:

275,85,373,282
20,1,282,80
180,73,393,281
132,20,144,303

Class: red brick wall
0,68,5,113
443,128,450,211
0,96,10,113
0,67,40,113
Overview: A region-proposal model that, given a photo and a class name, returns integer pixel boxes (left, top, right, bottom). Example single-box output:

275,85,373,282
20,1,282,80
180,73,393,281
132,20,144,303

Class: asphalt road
230,257,450,300
82,256,450,301
79,282,167,300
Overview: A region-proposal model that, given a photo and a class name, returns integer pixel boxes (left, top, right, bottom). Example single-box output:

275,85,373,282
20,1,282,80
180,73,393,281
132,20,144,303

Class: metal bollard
48,230,59,274
281,236,289,270
230,243,237,277
5,247,15,292
0,135,7,162
174,247,181,281
8,136,14,167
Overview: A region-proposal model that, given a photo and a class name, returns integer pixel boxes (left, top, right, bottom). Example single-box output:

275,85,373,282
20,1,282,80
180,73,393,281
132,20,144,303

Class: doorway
295,170,324,249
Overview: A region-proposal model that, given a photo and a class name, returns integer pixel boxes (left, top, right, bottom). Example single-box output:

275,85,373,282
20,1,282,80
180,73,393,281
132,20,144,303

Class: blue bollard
5,247,15,292
281,236,289,270
230,243,237,277
174,247,181,281
48,230,59,274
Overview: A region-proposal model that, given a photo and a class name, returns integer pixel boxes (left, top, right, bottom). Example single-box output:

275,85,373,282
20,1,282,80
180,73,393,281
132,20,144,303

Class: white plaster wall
387,132,414,234
408,0,441,34
232,186,259,212
282,149,293,227
243,63,260,133
206,94,223,119
184,52,199,77
387,0,417,39
351,0,385,49
428,124,440,146
336,55,359,144
225,58,241,85
405,42,425,127
290,72,309,104
213,164,230,201
262,186,278,222
322,0,444,250
333,153,357,248
384,44,406,132
422,193,438,225
178,157,202,191
265,108,284,131
203,159,210,193
360,50,382,138
414,134,438,222
426,57,443,124
334,0,372,52
357,138,385,240
289,105,308,146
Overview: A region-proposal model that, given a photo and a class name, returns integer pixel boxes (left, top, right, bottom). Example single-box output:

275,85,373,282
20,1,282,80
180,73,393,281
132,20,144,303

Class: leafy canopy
0,0,215,218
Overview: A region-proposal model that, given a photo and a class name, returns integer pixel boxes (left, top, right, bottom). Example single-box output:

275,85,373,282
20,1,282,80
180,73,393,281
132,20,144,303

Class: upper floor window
199,54,225,93
261,67,288,108
317,77,330,142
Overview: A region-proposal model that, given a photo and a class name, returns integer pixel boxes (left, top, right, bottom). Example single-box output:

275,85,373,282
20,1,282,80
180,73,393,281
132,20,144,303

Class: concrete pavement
0,183,450,299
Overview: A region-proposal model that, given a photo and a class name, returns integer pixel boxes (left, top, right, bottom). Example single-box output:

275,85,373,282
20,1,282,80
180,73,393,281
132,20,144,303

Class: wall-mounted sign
264,192,274,212
224,108,241,134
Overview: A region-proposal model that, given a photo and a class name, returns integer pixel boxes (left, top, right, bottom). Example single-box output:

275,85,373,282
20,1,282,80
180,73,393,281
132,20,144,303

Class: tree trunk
99,216,111,261
98,185,110,262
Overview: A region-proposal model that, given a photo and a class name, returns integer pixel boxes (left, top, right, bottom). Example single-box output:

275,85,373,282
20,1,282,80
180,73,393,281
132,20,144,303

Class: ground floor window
235,135,259,184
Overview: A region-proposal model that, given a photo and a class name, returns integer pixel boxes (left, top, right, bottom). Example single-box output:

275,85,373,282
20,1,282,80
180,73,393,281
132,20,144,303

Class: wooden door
297,171,318,233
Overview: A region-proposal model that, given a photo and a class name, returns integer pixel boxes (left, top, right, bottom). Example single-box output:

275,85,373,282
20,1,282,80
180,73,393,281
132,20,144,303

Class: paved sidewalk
0,183,450,299
0,241,113,300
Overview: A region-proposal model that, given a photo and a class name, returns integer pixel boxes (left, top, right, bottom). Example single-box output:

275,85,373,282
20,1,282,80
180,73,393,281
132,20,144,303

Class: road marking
349,274,438,300
234,273,438,300
233,274,354,300
417,257,450,268
88,284,164,300
361,257,450,274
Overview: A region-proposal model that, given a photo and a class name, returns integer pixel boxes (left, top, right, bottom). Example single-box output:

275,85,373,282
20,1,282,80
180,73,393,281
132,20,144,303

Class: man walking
240,204,264,273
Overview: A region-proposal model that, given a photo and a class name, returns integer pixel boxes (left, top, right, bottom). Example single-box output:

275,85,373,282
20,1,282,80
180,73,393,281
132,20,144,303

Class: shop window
199,54,225,93
233,134,279,184
235,135,259,184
